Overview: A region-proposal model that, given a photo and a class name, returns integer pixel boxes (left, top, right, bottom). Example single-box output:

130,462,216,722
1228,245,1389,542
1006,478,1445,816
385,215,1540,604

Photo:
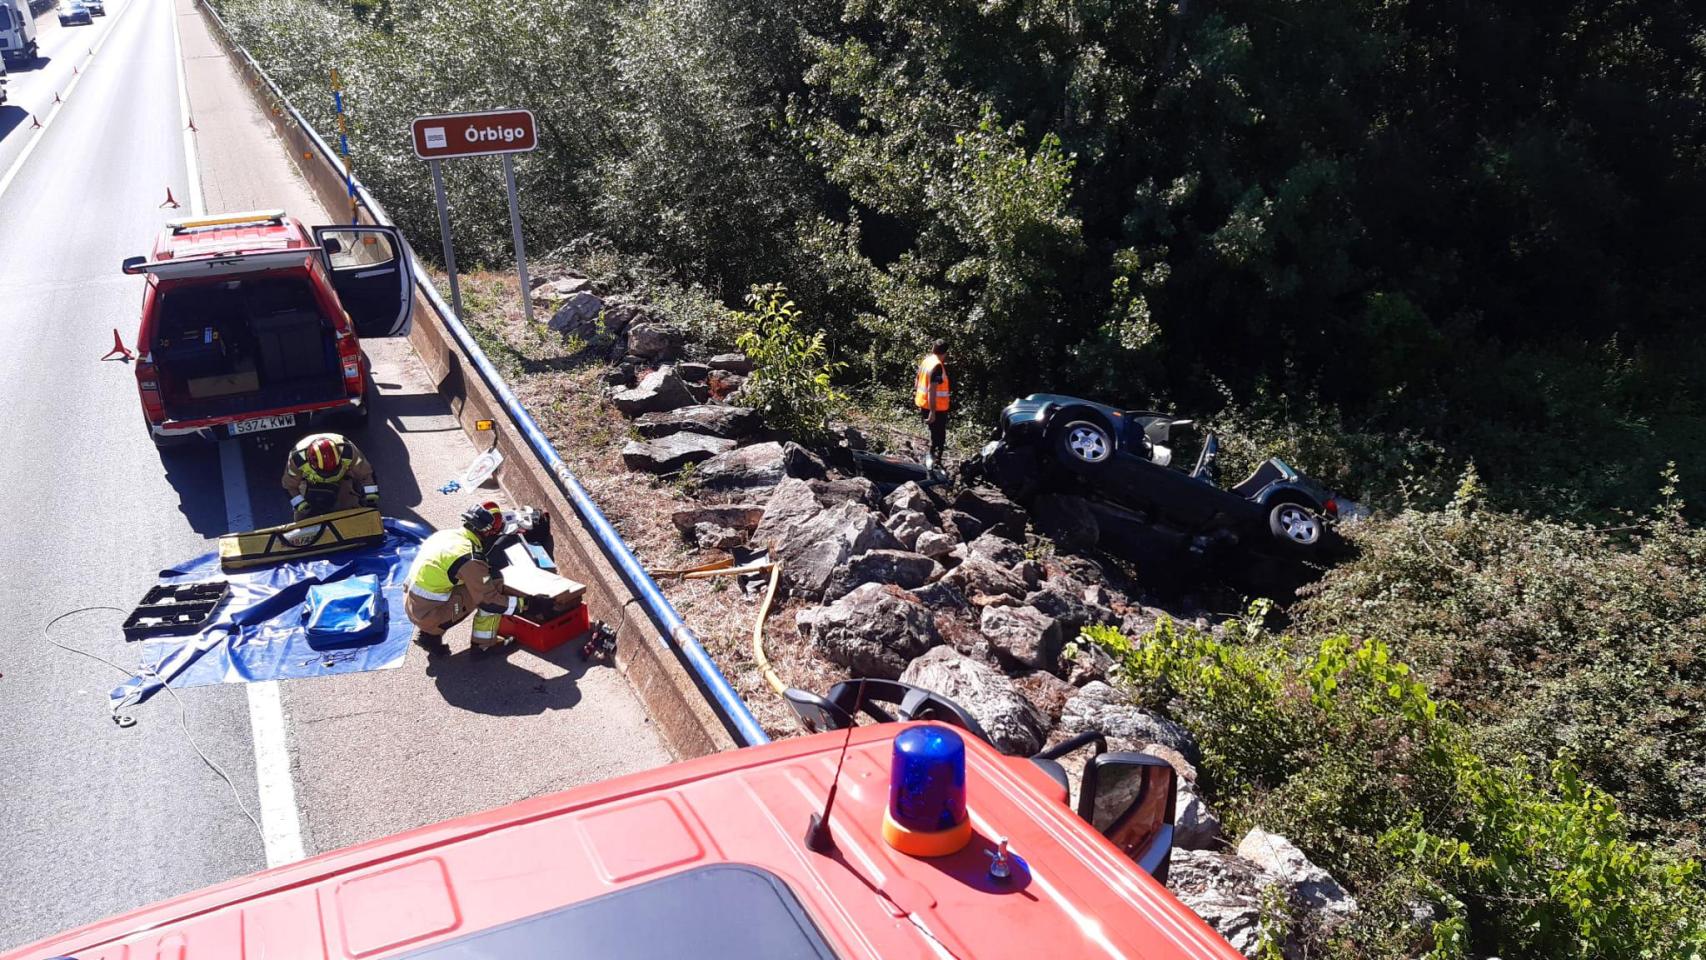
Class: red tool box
501,602,590,654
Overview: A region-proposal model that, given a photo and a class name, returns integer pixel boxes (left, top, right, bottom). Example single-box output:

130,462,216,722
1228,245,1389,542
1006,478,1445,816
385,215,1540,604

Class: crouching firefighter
403,501,519,657
282,433,379,520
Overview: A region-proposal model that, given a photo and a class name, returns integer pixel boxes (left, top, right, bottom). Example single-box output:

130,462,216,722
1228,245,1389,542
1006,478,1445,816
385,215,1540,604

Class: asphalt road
0,0,268,946
0,0,670,948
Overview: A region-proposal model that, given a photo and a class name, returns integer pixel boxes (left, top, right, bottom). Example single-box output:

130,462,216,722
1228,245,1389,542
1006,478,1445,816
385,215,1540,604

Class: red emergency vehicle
121,210,415,446
4,679,1241,960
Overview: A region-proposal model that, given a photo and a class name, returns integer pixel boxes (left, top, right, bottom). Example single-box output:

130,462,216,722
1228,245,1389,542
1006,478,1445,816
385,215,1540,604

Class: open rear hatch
147,274,345,422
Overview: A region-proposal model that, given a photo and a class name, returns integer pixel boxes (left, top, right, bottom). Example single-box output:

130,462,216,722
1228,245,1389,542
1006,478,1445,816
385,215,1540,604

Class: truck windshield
397,864,841,959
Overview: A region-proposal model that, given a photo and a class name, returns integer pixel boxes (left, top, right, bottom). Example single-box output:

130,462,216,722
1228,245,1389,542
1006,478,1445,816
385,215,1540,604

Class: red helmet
306,437,342,476
461,501,505,539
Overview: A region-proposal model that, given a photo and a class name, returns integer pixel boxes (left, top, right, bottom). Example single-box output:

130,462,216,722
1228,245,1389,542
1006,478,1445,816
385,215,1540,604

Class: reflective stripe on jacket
914,354,950,411
406,528,483,601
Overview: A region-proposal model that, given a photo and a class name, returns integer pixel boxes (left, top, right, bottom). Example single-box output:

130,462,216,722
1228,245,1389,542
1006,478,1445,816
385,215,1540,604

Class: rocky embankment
531,273,1357,955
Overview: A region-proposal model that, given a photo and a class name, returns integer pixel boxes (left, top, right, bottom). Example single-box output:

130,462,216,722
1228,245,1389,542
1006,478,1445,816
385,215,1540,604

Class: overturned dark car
967,393,1366,560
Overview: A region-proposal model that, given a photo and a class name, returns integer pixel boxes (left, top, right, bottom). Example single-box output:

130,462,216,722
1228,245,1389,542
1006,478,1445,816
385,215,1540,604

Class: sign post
427,159,463,321
410,109,539,323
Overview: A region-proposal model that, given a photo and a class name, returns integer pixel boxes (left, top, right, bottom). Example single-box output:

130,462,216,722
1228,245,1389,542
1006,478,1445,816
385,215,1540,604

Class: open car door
311,225,415,338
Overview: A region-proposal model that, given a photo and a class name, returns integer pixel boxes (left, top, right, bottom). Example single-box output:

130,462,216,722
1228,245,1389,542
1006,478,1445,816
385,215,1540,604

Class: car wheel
1267,501,1322,552
1054,419,1112,467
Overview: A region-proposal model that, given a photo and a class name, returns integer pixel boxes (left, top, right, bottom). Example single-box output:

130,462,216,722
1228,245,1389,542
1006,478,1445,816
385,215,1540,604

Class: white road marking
168,0,203,214
0,0,137,202
219,437,306,867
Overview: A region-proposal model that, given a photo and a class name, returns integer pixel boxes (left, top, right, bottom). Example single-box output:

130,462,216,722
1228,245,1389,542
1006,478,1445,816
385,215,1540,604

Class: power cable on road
41,606,264,840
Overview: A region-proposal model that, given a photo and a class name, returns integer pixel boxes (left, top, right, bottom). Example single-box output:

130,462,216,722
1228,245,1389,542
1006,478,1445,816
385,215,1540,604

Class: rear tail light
1325,499,1339,517
136,363,165,420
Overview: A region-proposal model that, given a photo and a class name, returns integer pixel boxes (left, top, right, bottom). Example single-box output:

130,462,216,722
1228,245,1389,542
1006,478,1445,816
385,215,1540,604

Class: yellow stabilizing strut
218,507,384,571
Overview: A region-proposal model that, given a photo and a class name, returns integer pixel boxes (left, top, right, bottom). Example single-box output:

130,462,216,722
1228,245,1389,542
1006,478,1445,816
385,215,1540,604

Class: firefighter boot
413,630,450,658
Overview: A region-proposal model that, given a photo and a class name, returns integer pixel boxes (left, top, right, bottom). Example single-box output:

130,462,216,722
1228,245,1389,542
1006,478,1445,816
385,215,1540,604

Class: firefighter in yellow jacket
281,433,379,520
914,340,951,468
403,501,519,657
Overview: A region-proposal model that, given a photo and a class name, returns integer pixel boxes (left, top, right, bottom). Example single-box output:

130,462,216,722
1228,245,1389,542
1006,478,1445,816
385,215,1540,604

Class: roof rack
167,210,288,233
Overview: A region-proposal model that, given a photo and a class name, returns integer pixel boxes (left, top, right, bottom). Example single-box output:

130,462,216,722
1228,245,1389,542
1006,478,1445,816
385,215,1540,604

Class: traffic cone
53,91,62,104
29,114,41,129
186,117,197,132
160,187,180,209
100,329,134,362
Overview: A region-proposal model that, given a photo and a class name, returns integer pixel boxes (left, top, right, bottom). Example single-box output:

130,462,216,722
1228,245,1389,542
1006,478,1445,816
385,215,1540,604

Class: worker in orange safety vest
914,340,951,469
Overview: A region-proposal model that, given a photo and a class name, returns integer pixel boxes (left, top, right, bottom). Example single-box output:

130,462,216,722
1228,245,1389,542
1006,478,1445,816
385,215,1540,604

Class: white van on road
0,0,39,66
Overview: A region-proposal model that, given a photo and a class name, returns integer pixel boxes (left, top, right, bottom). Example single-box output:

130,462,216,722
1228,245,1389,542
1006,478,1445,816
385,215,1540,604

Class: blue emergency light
882,725,972,857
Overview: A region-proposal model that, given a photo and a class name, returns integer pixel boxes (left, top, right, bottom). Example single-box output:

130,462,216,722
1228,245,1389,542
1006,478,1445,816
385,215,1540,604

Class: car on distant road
122,210,416,447
975,393,1365,556
84,0,105,15
57,0,91,25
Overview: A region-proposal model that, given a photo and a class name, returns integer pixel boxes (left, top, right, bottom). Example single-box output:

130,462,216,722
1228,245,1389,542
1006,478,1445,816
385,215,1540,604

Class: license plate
230,414,296,436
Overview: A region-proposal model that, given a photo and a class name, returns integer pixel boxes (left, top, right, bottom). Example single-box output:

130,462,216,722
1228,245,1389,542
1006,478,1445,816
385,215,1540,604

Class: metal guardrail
196,0,769,747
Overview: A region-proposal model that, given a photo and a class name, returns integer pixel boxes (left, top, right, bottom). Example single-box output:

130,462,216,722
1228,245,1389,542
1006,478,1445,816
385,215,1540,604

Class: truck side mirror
121,255,146,275
1078,752,1177,884
321,237,343,255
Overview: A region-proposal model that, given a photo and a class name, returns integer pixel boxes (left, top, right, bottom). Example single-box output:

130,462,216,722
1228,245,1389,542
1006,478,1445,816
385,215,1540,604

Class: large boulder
1167,851,1271,957
695,442,789,491
532,275,592,305
693,522,745,550
966,533,1026,569
670,503,764,536
675,361,711,383
634,404,761,440
952,486,1026,540
899,646,1047,755
773,501,904,598
797,584,938,679
783,442,830,481
979,604,1065,671
941,556,1028,605
752,478,822,548
1061,682,1201,763
884,481,935,519
708,352,753,374
909,579,969,613
826,550,942,600
1236,829,1357,922
545,290,605,336
620,432,736,473
915,530,957,561
885,508,933,551
808,476,878,508
627,322,684,360
1032,493,1100,549
1175,785,1224,852
1025,583,1118,634
940,509,985,543
611,366,697,417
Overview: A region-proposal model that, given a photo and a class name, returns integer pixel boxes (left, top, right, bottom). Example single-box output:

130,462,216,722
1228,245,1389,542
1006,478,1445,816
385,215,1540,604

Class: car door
311,225,415,338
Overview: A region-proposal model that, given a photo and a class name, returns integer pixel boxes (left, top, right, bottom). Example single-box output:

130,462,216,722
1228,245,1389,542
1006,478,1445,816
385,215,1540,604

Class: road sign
411,108,539,324
410,110,538,160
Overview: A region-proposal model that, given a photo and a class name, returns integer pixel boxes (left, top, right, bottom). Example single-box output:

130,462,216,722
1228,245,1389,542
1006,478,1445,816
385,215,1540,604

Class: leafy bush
1295,469,1706,857
734,285,845,443
1082,617,1706,959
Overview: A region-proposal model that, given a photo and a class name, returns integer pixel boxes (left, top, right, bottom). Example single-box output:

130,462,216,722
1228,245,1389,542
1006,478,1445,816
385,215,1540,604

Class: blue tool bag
303,575,388,650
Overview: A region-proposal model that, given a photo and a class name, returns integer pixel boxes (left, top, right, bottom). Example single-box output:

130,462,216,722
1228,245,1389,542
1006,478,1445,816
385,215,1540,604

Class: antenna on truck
805,677,866,854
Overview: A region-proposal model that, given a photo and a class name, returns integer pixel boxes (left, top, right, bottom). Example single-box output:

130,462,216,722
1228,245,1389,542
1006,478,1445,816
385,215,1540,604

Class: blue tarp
111,518,429,711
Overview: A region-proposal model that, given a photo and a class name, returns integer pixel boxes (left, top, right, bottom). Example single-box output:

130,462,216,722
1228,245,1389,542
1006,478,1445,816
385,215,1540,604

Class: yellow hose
648,557,789,697
750,561,786,696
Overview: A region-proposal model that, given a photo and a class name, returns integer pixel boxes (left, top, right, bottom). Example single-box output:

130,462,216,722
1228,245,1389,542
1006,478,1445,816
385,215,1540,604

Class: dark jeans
920,407,948,460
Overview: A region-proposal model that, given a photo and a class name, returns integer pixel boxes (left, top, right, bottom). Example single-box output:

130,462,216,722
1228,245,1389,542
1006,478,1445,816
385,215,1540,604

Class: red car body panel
6,724,1241,960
